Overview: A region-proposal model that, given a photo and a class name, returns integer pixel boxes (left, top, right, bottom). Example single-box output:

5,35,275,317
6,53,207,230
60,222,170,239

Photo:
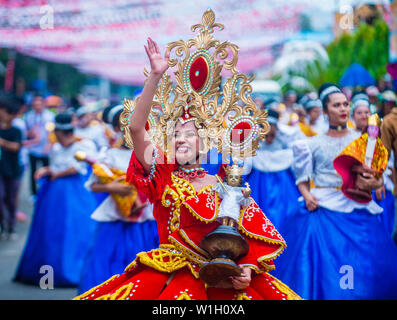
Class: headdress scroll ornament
120,9,270,162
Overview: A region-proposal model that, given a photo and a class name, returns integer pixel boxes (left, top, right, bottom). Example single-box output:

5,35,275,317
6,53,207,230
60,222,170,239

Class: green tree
324,19,389,86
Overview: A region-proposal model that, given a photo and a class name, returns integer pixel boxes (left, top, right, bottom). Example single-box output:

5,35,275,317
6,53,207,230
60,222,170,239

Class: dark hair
111,109,123,129
318,83,343,112
267,108,280,120
54,113,74,135
0,94,21,115
102,105,114,124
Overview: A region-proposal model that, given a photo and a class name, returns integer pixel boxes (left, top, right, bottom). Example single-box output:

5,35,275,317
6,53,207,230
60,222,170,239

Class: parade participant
379,90,397,118
24,94,55,195
365,86,380,114
245,109,300,235
0,95,23,240
348,92,394,231
381,103,397,244
273,83,397,300
75,10,300,300
351,92,371,133
298,98,327,137
74,104,109,151
14,113,98,287
78,105,159,294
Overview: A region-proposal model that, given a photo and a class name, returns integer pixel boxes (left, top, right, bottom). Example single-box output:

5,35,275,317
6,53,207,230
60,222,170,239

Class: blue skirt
374,190,396,237
246,168,301,235
77,219,159,294
272,202,397,300
14,175,98,287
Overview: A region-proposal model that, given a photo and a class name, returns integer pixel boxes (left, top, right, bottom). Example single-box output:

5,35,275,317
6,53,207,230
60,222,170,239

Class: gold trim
179,228,211,259
73,274,120,300
236,292,252,300
238,200,287,247
168,235,209,273
266,273,303,300
182,188,220,224
176,292,193,300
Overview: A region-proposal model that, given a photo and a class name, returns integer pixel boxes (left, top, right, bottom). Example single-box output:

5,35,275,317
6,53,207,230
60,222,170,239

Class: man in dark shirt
0,95,22,240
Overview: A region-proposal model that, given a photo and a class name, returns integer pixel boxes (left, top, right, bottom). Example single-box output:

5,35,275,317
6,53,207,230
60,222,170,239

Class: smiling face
326,92,350,127
352,105,370,131
171,121,201,166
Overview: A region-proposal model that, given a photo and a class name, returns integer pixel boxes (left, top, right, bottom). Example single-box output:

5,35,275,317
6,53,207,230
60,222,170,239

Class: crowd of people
1,65,397,299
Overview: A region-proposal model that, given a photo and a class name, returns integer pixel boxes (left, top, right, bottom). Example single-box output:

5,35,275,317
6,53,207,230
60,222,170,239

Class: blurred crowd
1,74,397,240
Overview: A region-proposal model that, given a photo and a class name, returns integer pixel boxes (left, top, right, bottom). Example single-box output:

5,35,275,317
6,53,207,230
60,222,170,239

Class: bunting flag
0,0,308,85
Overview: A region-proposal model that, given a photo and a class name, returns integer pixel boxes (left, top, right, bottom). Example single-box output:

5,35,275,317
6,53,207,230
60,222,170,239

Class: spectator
381,104,397,245
24,94,55,195
0,94,23,240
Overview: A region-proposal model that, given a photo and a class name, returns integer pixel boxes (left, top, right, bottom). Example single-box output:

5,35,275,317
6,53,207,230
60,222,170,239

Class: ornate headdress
120,9,270,162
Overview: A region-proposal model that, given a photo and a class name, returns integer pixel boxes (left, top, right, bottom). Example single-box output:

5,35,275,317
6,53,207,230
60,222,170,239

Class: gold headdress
120,9,270,161
368,113,381,127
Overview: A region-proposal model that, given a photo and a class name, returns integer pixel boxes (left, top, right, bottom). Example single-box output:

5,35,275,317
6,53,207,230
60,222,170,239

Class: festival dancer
74,105,109,151
78,104,159,294
14,113,98,287
75,10,300,300
245,109,301,235
273,83,397,300
351,92,371,133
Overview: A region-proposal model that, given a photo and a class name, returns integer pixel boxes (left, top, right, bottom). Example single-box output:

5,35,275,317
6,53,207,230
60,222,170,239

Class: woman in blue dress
245,109,301,235
14,113,99,287
273,83,397,300
77,105,159,294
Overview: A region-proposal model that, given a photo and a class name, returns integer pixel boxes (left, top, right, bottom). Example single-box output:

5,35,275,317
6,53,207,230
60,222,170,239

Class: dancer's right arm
298,181,319,212
129,38,170,174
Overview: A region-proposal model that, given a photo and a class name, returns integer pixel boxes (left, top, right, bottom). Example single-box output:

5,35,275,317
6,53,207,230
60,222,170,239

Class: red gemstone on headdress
230,121,252,143
189,56,208,92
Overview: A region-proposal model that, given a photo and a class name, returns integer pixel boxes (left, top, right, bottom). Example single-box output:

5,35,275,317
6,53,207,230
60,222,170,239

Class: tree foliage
322,19,389,87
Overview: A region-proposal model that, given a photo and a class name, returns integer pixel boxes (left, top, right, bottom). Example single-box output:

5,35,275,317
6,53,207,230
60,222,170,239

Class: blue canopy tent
339,63,375,87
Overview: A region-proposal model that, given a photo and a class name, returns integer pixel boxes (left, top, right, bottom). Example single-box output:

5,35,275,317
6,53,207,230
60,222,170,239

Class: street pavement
0,169,77,300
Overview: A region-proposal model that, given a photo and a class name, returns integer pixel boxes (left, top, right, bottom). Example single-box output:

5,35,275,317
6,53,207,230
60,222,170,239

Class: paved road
0,170,77,300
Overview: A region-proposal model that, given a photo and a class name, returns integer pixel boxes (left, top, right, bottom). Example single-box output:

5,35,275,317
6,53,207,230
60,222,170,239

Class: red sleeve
236,237,284,273
126,147,177,203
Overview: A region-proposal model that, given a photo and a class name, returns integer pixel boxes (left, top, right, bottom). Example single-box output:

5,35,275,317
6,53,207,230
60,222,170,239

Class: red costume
74,9,301,301
74,149,301,300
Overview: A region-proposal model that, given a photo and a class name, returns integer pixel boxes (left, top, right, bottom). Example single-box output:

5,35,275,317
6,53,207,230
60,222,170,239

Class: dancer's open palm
144,37,170,75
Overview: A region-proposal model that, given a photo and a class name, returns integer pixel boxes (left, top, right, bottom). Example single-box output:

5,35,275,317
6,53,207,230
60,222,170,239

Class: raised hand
144,37,170,76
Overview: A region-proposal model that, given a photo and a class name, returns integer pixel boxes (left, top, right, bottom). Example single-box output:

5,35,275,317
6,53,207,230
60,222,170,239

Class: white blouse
50,139,97,175
291,130,383,214
86,147,155,223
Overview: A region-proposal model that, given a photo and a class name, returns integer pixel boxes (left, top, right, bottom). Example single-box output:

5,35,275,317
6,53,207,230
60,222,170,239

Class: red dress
74,149,301,300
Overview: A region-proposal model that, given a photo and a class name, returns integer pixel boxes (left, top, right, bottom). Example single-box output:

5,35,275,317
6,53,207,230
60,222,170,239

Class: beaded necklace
174,167,208,181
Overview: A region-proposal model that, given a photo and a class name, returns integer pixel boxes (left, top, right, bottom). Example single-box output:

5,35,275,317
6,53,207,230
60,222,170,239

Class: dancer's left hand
230,266,252,290
352,164,384,190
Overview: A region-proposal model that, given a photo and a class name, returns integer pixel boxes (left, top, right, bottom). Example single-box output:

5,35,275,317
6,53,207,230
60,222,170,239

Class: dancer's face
308,107,321,123
172,121,201,166
265,124,277,145
326,93,350,127
352,105,370,131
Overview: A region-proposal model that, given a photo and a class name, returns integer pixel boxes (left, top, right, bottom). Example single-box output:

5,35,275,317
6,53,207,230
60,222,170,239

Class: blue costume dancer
14,113,98,287
245,109,301,234
273,84,397,300
78,105,159,294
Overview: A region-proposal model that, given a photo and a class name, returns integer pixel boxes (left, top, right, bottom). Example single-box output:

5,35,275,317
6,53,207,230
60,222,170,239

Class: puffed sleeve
291,139,313,185
126,147,177,203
